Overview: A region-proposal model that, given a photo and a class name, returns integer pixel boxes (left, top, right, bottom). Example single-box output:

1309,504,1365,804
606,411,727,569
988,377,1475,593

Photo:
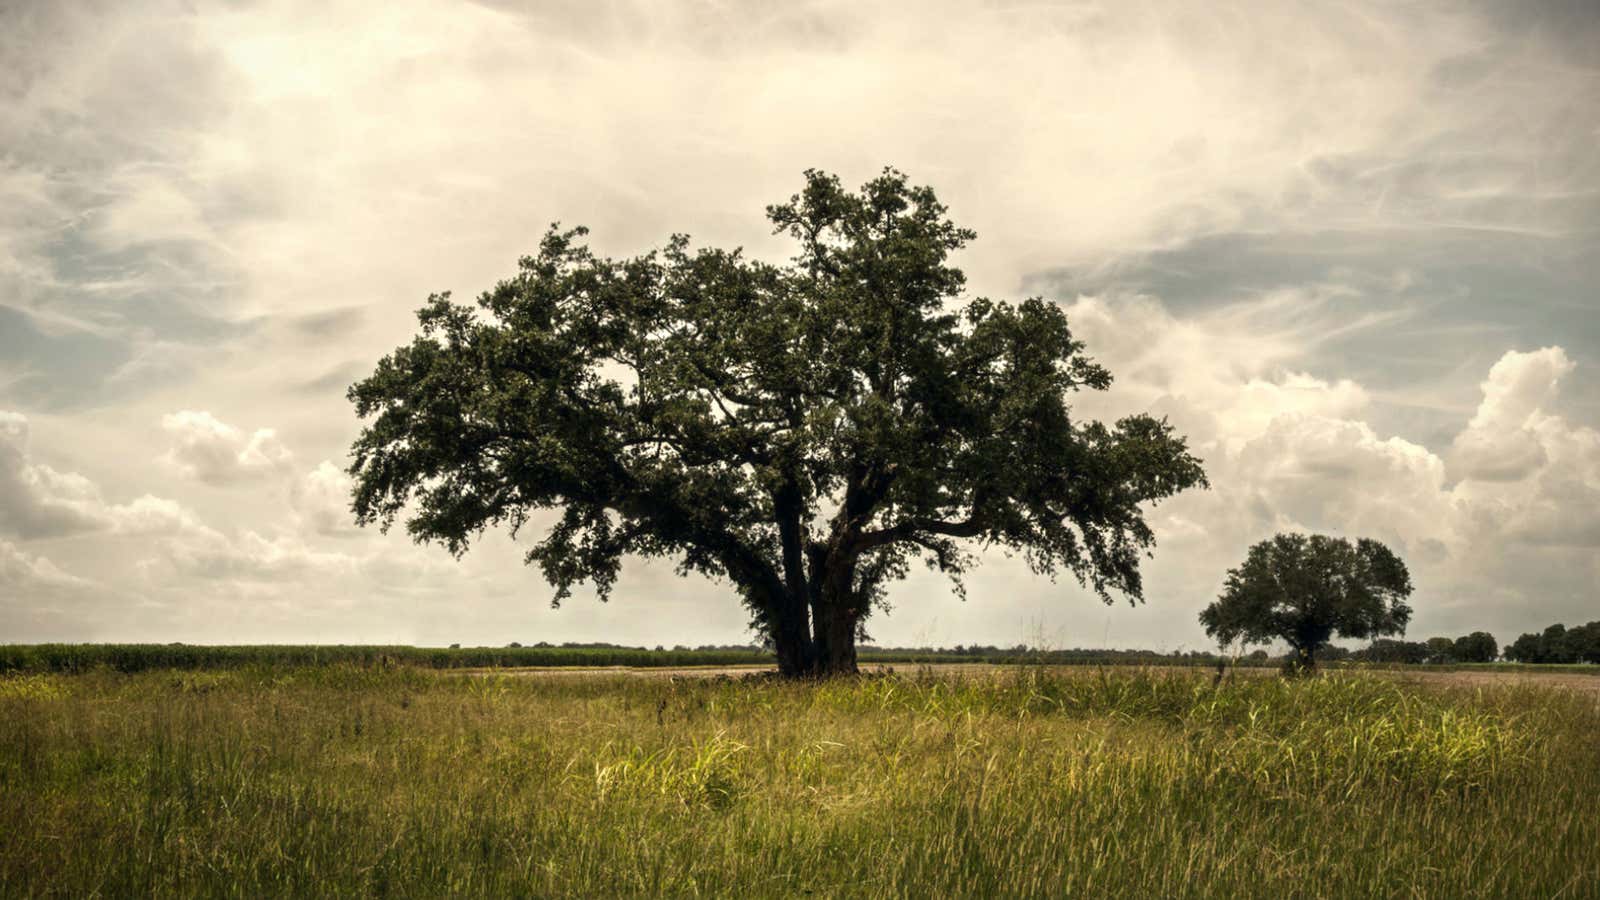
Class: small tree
1424,636,1456,663
1199,533,1413,675
1451,631,1498,663
1536,624,1577,663
347,168,1207,677
1506,632,1542,663
1575,622,1600,664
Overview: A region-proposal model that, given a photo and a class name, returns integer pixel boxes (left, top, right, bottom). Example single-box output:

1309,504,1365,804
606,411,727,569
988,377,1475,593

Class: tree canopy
1200,533,1413,674
347,168,1207,676
1451,631,1499,664
1505,621,1600,664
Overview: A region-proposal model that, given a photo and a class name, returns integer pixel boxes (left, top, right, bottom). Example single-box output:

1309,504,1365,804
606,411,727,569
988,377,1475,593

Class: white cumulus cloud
0,409,238,544
143,528,357,583
160,410,293,485
0,539,90,591
291,460,358,536
1061,293,1600,642
1449,347,1573,482
0,411,115,538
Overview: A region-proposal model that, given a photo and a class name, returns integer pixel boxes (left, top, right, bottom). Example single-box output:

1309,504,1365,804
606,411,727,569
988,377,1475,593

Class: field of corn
2,665,1597,897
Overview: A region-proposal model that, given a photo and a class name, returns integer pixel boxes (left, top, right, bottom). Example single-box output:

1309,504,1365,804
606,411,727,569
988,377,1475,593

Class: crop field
2,664,1597,898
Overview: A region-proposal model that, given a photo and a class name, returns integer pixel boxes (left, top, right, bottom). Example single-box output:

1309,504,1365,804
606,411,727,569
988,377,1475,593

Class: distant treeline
1341,632,1500,665
861,646,1269,667
0,643,1254,674
1341,623,1600,665
4,632,1597,674
0,644,772,674
1503,622,1600,664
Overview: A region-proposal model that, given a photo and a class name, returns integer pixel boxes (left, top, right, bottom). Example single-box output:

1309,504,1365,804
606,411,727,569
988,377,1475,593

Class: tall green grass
1,666,1595,897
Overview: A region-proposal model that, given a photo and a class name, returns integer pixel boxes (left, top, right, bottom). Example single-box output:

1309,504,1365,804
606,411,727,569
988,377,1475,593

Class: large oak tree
347,169,1207,676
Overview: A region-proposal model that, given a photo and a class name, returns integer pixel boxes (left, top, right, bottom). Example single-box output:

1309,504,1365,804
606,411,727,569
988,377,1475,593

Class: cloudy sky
2,0,1597,650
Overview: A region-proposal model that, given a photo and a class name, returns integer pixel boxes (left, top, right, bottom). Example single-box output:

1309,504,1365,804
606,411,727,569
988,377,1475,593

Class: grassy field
2,665,1597,898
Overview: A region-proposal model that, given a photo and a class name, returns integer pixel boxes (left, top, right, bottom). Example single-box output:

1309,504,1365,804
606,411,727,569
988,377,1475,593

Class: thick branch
854,515,984,553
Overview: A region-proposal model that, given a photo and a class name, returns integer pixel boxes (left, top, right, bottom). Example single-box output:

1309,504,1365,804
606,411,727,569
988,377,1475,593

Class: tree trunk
767,602,859,677
1282,643,1317,677
765,591,860,678
772,624,812,678
771,483,816,678
770,588,815,678
763,542,865,678
809,554,861,676
811,601,859,676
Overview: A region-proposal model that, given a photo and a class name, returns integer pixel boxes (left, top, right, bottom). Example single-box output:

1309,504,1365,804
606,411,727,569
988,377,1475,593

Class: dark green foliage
1360,632,1499,665
347,169,1207,676
1506,633,1539,663
1424,637,1456,663
1576,622,1600,663
1450,632,1499,663
1363,634,1497,662
1505,621,1600,664
1354,639,1431,665
1199,533,1413,674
